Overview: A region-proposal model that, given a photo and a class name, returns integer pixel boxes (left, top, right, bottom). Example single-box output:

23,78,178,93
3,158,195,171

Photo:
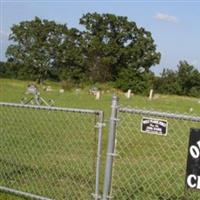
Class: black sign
186,128,200,190
141,117,168,136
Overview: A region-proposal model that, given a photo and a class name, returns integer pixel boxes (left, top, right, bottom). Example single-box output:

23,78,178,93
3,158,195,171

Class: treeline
0,13,200,97
0,13,160,91
155,61,200,97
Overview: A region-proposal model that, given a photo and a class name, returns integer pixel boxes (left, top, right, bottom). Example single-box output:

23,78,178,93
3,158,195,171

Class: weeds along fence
103,96,200,200
0,102,104,200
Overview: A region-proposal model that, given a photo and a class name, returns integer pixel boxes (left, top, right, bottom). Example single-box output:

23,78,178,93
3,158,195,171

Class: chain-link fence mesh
111,107,200,200
0,103,103,200
2,98,200,200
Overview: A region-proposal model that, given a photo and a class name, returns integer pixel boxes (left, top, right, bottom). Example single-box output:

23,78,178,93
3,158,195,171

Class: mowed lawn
0,78,200,199
0,78,200,116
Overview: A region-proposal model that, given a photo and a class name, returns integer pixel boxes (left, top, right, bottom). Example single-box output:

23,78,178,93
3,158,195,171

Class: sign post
186,128,200,190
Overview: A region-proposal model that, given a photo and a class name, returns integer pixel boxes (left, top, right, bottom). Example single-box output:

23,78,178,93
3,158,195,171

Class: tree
177,61,200,96
80,12,161,83
154,69,181,95
154,61,200,97
116,66,155,94
0,61,20,78
5,13,161,89
56,28,85,84
6,17,68,83
0,62,7,77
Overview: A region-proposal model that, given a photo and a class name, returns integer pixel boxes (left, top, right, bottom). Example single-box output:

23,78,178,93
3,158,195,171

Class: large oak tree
80,12,161,82
7,17,85,84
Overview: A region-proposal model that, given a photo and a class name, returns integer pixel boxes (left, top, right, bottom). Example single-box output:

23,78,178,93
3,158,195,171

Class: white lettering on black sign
141,117,168,136
186,128,200,190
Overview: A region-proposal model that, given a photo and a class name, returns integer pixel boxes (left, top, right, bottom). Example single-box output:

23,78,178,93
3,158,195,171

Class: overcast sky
0,0,200,75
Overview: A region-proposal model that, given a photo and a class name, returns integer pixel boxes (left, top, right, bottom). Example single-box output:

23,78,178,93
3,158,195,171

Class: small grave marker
46,86,52,92
95,91,101,100
125,89,131,99
59,89,64,93
149,89,154,100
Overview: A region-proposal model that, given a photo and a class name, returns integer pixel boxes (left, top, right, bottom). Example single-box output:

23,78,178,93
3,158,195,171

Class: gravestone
149,89,154,100
95,91,101,100
125,89,131,99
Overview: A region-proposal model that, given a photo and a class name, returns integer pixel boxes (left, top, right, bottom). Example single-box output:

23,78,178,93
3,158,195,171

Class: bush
189,87,200,97
115,67,154,95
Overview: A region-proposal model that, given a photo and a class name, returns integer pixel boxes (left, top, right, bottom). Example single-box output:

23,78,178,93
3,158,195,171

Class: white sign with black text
141,117,168,136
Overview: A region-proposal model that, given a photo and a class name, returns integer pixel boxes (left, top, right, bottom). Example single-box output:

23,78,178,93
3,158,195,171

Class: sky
0,0,200,75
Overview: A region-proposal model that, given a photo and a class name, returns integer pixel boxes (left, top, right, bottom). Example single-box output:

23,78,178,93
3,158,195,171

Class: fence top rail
118,107,200,122
0,102,103,116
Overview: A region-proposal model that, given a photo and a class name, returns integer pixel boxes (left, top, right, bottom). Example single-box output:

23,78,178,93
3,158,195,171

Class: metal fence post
102,95,119,200
93,111,104,200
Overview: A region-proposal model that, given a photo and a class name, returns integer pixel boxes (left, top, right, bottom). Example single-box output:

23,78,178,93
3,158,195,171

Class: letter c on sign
187,174,197,188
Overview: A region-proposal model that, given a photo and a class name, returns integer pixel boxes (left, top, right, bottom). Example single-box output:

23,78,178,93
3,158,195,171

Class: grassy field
0,78,200,199
0,105,97,199
0,78,200,116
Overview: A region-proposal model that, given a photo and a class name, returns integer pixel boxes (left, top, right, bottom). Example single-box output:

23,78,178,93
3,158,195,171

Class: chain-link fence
0,102,104,200
102,96,200,200
1,96,200,200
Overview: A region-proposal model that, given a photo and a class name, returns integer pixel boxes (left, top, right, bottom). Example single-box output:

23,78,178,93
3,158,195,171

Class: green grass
0,78,200,199
0,78,200,116
112,112,200,200
0,103,97,199
0,193,26,200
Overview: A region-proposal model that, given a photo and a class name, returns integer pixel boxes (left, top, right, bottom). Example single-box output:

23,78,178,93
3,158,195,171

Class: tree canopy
3,13,200,97
6,17,83,83
3,12,200,96
155,61,200,97
6,13,161,86
80,12,161,82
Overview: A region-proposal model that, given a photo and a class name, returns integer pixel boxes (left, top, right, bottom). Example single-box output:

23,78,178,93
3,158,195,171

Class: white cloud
154,13,178,23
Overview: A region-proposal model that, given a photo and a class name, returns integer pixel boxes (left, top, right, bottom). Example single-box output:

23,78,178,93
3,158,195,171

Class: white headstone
125,89,131,99
149,89,154,100
59,89,64,93
189,108,193,112
75,88,81,95
95,91,101,100
127,89,131,99
46,86,52,92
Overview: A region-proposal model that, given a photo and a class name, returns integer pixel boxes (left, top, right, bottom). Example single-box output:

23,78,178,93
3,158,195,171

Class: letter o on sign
190,145,200,159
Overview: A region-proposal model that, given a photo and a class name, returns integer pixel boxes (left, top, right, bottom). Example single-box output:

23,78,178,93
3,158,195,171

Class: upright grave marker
125,89,131,99
95,91,101,100
149,89,154,100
